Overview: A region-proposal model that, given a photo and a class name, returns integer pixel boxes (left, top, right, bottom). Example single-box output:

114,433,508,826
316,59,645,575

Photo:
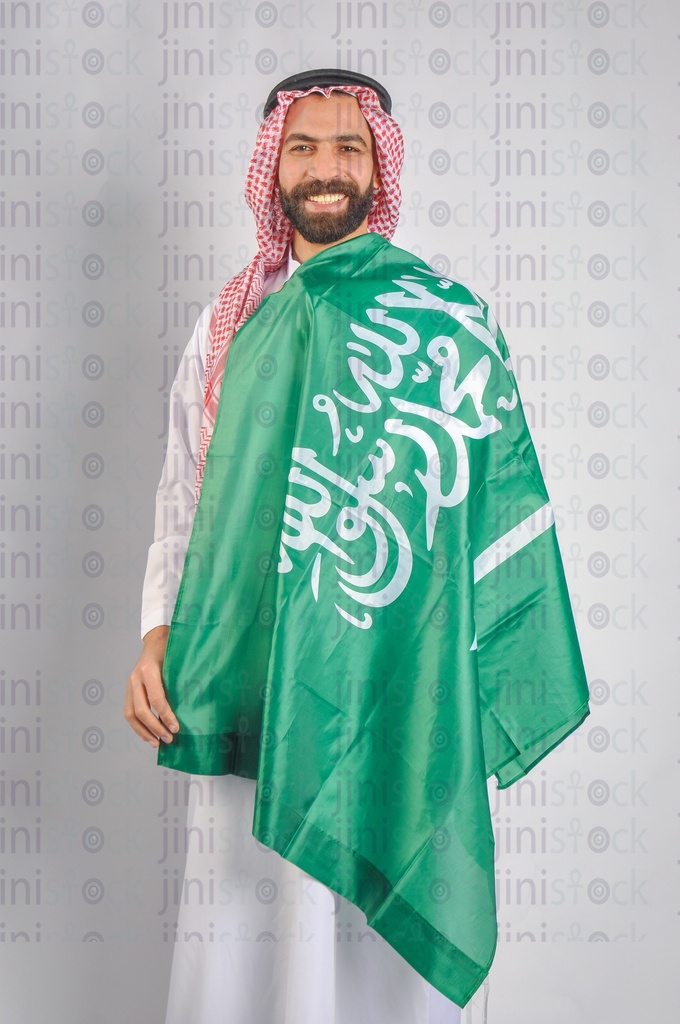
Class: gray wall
1,2,677,1021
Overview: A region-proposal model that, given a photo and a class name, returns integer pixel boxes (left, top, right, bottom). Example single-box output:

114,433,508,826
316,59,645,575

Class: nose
307,143,342,181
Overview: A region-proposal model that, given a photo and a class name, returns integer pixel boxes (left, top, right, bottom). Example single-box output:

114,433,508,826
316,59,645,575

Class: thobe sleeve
140,304,212,638
140,259,296,639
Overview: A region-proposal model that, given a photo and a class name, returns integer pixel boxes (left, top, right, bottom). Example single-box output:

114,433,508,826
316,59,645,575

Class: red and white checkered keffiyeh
195,84,405,499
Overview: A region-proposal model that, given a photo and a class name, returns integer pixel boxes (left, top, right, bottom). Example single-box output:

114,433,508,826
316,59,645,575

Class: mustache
284,178,362,201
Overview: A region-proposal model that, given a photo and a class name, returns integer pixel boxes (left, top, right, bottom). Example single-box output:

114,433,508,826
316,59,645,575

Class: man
125,71,590,1023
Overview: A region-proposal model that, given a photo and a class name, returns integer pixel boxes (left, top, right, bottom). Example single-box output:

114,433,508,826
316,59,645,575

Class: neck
291,221,370,263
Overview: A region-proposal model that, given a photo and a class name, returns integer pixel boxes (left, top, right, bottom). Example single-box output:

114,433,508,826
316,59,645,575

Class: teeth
308,193,345,205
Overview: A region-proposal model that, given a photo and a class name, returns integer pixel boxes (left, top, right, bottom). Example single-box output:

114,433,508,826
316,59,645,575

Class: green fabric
158,233,589,1005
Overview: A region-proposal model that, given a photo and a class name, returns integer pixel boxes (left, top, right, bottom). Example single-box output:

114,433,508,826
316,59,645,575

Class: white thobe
142,252,465,1024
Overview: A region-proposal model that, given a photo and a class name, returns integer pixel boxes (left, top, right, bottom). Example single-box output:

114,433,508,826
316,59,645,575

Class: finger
134,661,180,734
130,681,175,743
124,696,161,747
148,689,180,734
130,716,161,748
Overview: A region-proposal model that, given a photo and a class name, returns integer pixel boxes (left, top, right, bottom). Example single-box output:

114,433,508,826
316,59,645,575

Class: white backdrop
1,2,678,1022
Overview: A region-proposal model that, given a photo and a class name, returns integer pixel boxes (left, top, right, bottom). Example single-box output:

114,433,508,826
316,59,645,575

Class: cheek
277,161,297,193
343,155,375,185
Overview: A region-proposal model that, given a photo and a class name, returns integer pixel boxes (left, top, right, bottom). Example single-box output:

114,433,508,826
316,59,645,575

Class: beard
278,177,375,244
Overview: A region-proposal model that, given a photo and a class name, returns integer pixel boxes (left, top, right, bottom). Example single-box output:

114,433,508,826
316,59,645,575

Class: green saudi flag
158,233,589,1005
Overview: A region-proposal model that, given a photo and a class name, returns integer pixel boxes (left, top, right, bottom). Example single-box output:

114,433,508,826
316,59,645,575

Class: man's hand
124,625,179,748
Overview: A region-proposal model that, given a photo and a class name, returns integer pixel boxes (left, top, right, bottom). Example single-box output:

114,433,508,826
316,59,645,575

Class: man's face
277,92,380,246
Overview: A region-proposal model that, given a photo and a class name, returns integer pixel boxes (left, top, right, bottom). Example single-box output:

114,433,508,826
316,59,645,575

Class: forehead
281,92,372,142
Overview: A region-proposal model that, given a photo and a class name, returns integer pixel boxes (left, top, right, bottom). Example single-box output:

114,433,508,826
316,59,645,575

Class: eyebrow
283,132,369,148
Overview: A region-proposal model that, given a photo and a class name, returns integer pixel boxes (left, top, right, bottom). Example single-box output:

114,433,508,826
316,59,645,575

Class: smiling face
277,92,381,260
